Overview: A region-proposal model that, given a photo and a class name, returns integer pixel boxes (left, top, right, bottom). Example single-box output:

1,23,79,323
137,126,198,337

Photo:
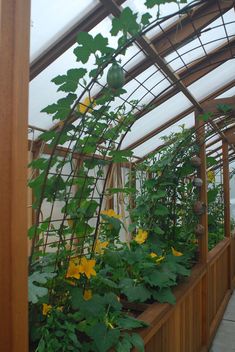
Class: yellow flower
42,303,52,316
79,257,96,279
100,209,121,219
66,258,81,280
77,97,96,114
94,239,109,254
171,247,183,257
134,229,148,244
150,252,165,264
156,255,165,264
83,289,92,301
207,170,215,183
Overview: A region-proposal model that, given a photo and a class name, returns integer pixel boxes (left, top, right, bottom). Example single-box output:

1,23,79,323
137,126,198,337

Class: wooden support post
0,0,30,351
222,140,232,289
195,115,209,349
222,141,231,238
195,118,208,263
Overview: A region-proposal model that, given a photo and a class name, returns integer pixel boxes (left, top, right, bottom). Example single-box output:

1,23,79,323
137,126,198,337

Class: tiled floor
210,292,235,352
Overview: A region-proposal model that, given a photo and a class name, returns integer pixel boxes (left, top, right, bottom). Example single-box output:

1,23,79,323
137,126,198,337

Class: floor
210,291,235,352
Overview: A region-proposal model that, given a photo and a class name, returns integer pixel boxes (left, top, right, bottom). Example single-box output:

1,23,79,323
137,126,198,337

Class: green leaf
152,287,176,304
145,0,186,8
74,32,94,63
39,130,56,142
74,32,111,64
154,204,169,216
121,283,151,302
152,190,166,200
87,323,120,352
217,103,233,113
144,269,176,289
41,93,77,121
116,336,132,352
117,316,148,330
52,68,87,92
153,225,164,235
111,7,140,36
109,149,133,163
141,13,152,25
208,188,218,203
28,272,56,303
130,333,144,352
207,156,217,167
197,112,213,122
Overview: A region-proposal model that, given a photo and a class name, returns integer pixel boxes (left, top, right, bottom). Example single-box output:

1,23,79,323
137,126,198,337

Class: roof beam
124,40,235,150
30,0,126,80
30,0,232,81
137,82,235,160
100,0,204,114
123,0,234,85
150,0,234,57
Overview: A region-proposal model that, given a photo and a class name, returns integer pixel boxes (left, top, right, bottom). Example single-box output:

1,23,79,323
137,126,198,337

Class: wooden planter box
133,238,235,352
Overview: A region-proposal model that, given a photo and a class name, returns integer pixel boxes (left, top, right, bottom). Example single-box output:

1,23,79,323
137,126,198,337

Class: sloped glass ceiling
132,112,195,159
165,8,235,73
29,0,235,158
29,16,146,131
30,0,99,61
123,0,196,39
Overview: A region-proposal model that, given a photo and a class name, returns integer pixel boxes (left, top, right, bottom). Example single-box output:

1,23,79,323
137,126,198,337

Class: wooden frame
136,238,235,351
0,0,30,350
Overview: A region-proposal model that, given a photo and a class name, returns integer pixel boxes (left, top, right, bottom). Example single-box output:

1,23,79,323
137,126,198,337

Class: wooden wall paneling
222,141,231,238
195,116,208,263
195,114,209,348
222,140,233,290
0,0,30,351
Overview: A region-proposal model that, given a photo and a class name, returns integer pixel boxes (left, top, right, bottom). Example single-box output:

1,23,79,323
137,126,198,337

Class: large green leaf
152,287,176,304
52,68,87,92
28,272,56,303
41,93,77,120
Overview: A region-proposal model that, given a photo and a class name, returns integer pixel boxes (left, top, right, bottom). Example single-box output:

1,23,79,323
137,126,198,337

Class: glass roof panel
123,0,196,40
29,16,146,130
217,86,235,98
131,112,195,158
165,9,235,73
188,59,235,101
30,0,99,61
121,92,192,150
207,140,222,153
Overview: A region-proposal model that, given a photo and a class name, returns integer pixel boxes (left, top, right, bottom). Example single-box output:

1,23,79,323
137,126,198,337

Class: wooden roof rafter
30,0,127,80
136,87,235,162
124,39,235,151
30,0,233,81
31,0,234,143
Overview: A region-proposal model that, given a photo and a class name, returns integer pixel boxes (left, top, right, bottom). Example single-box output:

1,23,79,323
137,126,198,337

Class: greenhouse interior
1,0,235,351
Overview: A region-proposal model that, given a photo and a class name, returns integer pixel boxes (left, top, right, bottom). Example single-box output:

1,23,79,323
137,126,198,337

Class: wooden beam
30,0,126,80
222,141,231,238
124,43,235,151
28,140,137,168
133,79,235,159
195,114,209,348
151,0,234,57
124,0,234,84
0,0,30,350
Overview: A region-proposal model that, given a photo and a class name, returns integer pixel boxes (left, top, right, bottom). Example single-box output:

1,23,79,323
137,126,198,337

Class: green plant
28,2,219,351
